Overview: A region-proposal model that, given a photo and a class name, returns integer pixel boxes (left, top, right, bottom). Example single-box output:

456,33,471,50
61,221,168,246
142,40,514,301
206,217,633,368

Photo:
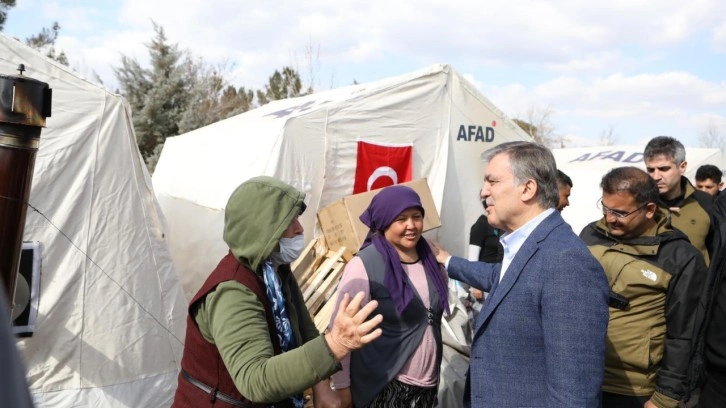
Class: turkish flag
353,142,413,194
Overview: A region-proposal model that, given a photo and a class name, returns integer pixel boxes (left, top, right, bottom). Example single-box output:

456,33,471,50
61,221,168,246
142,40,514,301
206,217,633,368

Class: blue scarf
262,260,304,408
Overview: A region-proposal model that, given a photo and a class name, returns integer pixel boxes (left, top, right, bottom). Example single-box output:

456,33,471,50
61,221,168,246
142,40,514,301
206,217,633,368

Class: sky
3,0,726,147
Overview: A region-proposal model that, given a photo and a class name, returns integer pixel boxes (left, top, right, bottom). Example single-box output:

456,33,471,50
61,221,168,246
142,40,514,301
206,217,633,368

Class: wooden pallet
291,237,352,330
295,238,352,407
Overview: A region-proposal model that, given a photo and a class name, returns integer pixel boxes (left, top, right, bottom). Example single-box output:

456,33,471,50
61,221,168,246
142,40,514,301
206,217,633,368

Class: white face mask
271,234,305,264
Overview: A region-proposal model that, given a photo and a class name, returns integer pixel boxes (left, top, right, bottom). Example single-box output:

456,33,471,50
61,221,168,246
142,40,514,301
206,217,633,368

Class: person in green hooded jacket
173,176,383,408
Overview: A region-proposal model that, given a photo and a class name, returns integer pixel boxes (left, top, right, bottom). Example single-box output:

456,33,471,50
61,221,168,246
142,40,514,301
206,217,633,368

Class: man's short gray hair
481,141,559,209
644,136,686,164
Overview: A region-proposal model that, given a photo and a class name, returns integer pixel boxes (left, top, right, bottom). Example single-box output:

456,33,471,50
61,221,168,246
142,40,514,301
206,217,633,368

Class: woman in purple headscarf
329,184,450,408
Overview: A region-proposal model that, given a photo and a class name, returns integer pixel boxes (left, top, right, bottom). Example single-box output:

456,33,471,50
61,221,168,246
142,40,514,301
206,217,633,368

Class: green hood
223,176,305,273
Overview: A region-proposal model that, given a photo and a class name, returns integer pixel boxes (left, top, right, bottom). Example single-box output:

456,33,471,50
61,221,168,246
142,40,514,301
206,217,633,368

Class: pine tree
256,66,304,105
25,22,68,65
115,23,191,161
114,22,311,172
0,0,15,31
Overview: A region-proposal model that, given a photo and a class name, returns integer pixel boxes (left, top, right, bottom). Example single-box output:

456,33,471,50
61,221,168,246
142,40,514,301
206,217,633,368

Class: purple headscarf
359,185,450,315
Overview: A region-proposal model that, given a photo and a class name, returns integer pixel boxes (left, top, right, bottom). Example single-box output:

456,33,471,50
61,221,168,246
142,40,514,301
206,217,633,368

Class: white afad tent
1,34,187,406
553,144,724,235
153,63,533,298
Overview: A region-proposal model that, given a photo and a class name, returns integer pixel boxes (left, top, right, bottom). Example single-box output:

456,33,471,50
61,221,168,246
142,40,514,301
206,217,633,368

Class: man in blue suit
430,141,610,407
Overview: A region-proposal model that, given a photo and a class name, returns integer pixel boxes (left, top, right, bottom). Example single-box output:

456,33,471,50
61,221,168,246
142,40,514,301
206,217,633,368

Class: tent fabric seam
122,99,184,354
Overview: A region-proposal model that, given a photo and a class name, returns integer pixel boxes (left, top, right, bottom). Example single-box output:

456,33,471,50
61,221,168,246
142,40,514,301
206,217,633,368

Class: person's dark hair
481,141,559,208
556,170,573,188
695,164,722,183
643,136,686,164
600,166,659,205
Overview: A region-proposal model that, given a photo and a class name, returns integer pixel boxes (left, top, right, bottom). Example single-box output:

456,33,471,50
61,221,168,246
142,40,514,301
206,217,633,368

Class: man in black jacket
644,136,714,265
699,192,726,407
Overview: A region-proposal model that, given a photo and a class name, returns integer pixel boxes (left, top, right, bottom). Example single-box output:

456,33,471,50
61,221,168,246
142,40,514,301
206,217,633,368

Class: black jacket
659,177,715,265
705,192,726,374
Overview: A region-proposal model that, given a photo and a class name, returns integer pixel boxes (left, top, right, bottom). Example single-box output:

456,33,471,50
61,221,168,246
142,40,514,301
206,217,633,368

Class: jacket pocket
637,334,650,370
649,330,665,368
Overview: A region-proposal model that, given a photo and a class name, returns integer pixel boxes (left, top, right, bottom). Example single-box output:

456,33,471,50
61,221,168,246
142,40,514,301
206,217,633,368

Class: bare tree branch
698,120,726,155
513,105,565,148
598,125,618,146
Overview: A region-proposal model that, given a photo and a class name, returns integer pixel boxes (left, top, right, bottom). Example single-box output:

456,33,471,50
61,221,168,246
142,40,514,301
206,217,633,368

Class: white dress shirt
498,208,554,282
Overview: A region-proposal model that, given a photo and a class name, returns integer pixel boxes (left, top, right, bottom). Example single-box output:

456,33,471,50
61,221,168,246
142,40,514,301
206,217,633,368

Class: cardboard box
317,178,441,253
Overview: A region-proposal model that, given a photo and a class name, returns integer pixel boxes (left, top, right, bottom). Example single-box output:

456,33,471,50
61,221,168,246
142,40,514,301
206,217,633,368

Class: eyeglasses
596,199,647,219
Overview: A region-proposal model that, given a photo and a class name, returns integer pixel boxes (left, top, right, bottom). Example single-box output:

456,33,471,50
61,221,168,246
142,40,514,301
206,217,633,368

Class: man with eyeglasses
644,136,715,266
580,166,707,408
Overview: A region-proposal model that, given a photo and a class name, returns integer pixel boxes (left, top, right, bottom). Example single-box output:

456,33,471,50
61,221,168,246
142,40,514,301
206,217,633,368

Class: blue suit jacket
448,211,609,408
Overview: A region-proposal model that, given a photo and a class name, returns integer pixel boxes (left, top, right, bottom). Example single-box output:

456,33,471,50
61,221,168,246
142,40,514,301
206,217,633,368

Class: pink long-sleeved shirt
329,256,440,389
